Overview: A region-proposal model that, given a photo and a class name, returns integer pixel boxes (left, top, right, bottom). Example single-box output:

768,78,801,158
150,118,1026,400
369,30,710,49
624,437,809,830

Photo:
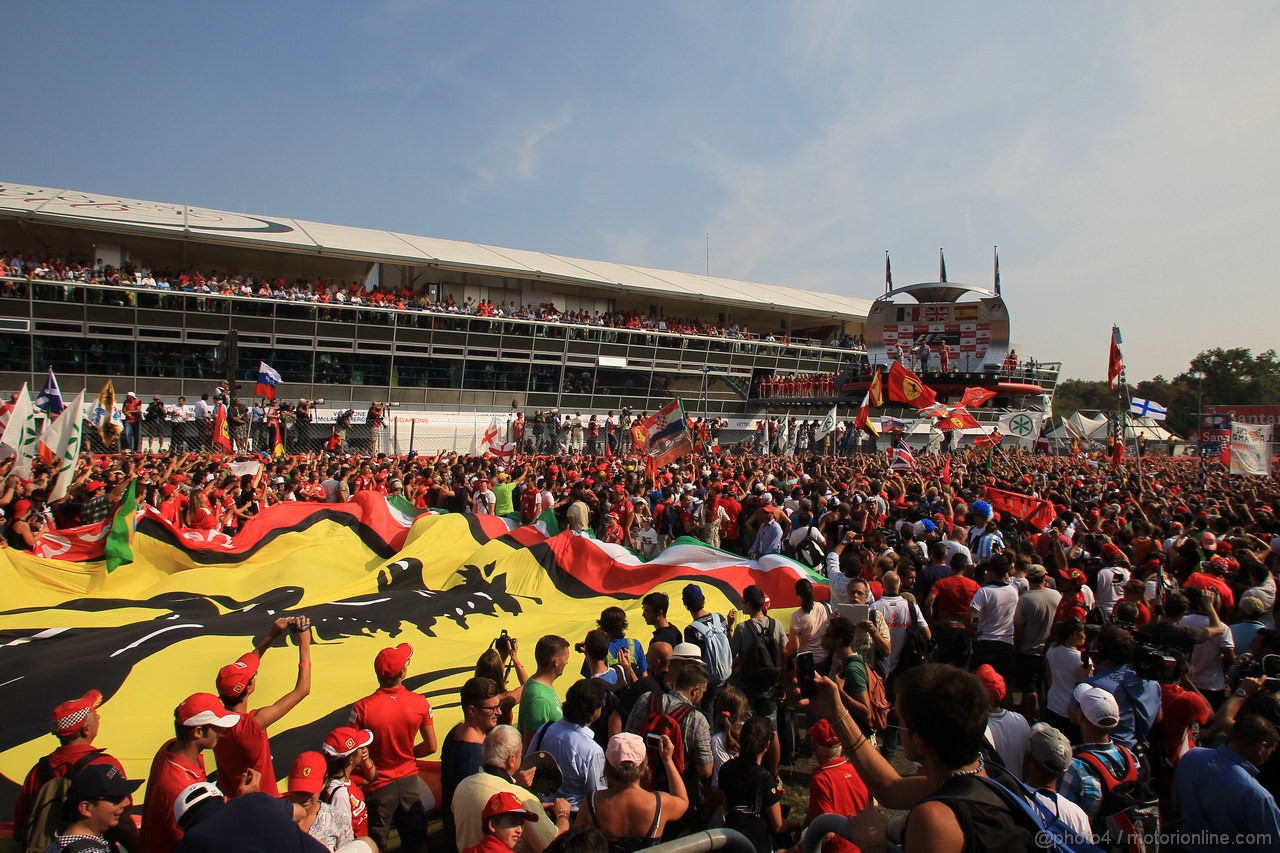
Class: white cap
1073,684,1120,729
174,781,224,825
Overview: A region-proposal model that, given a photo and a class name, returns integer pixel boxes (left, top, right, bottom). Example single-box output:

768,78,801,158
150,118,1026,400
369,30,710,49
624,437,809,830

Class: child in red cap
463,792,538,853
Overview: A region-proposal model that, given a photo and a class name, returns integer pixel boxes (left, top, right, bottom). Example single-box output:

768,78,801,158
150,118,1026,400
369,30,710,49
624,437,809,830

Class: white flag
0,383,40,478
814,406,838,441
38,388,82,466
778,415,791,456
1229,423,1272,477
49,391,87,502
998,410,1045,441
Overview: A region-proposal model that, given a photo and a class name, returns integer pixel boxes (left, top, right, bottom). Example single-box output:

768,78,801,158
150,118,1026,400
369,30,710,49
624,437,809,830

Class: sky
5,1,1279,381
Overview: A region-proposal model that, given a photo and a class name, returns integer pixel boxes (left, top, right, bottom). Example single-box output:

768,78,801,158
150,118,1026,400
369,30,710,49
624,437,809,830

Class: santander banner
1204,405,1280,426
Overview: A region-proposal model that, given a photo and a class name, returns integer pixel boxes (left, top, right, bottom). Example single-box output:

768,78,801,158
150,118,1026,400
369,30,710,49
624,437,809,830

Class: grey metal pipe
801,813,857,853
643,828,757,853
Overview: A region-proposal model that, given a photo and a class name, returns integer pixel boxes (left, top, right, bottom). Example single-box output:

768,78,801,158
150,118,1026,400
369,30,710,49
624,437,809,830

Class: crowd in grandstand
0,253,864,350
5,420,1280,851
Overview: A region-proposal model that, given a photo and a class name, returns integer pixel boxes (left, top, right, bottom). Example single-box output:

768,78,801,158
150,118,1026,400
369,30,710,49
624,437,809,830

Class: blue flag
34,368,63,417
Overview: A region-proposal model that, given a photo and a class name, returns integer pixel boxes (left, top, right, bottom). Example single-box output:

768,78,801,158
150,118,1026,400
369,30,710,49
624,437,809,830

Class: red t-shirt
138,740,207,853
464,834,514,853
1183,573,1235,610
807,757,870,853
1157,684,1212,784
350,686,433,791
932,575,981,619
212,711,277,797
13,743,127,831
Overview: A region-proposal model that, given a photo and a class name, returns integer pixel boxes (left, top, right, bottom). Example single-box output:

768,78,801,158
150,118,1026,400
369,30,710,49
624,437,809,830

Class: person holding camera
212,616,313,797
1079,624,1162,750
476,633,528,727
573,733,688,851
1180,586,1236,709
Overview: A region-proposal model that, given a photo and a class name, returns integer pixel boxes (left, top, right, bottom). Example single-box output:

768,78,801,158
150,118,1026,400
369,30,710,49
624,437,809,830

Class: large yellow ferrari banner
0,496,823,813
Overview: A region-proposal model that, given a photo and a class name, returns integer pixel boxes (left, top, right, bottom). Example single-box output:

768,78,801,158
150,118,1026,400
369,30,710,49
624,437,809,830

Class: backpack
889,596,932,683
928,773,1103,853
1073,745,1161,853
740,617,782,695
855,654,892,731
23,749,105,853
687,613,732,684
636,692,694,794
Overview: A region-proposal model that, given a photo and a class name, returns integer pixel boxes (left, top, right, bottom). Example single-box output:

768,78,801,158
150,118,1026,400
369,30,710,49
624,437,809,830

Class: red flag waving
937,407,981,431
940,456,952,485
959,386,997,409
868,369,885,408
212,402,233,452
982,486,1056,530
1107,326,1124,390
887,362,937,408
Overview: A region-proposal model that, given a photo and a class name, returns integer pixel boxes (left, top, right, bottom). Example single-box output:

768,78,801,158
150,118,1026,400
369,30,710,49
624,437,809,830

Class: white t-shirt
1034,789,1093,838
985,709,1031,781
789,602,833,668
872,595,927,671
941,538,973,565
1181,613,1234,692
970,582,1019,644
1045,644,1084,716
472,488,496,515
1096,565,1131,615
710,730,735,788
637,526,659,557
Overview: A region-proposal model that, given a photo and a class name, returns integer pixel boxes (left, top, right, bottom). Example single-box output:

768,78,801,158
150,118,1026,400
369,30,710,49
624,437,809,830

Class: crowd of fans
0,252,864,351
6,431,1280,851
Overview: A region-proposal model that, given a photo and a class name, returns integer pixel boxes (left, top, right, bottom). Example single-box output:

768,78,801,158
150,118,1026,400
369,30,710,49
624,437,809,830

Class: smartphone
1264,654,1280,680
797,651,816,699
838,603,870,625
645,732,663,750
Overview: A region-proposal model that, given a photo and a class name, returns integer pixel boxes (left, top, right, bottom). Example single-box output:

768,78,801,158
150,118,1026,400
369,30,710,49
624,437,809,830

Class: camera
645,732,663,750
494,629,516,655
1132,643,1178,684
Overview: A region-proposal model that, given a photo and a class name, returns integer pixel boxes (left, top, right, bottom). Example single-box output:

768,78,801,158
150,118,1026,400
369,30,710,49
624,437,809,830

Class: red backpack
636,692,693,791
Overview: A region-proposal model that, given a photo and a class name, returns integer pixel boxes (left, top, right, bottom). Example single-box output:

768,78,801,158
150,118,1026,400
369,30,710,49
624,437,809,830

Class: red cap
176,693,240,728
374,643,413,679
11,499,32,517
976,664,1006,702
216,653,260,697
808,719,840,748
1061,567,1087,585
322,726,374,758
481,791,538,823
287,751,327,796
161,484,178,497
51,690,103,736
1101,543,1126,561
86,480,106,491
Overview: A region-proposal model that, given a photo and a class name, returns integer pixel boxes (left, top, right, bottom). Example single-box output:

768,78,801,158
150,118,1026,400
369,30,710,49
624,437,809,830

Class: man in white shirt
871,571,930,673
968,555,1019,695
1181,591,1235,707
1024,723,1093,838
941,525,974,566
472,478,496,515
977,664,1031,781
1095,545,1131,616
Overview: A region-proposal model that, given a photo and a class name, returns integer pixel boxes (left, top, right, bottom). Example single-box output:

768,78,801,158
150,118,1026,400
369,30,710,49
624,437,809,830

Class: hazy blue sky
6,2,1277,381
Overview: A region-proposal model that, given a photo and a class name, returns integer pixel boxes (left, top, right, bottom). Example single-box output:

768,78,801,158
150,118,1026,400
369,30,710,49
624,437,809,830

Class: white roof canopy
0,182,873,321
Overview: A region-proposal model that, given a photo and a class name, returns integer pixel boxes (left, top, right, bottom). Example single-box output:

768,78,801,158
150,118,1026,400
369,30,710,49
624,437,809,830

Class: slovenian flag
256,362,282,400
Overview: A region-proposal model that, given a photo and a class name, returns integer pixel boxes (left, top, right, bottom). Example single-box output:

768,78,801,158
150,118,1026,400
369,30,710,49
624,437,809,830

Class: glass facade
0,279,859,412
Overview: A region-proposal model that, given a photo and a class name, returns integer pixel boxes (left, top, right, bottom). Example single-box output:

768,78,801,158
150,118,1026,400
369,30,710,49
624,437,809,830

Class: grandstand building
0,182,871,422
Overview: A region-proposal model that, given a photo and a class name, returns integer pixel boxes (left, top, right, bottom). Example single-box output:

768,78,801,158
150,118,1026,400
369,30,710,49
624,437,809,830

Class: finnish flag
1129,398,1167,420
